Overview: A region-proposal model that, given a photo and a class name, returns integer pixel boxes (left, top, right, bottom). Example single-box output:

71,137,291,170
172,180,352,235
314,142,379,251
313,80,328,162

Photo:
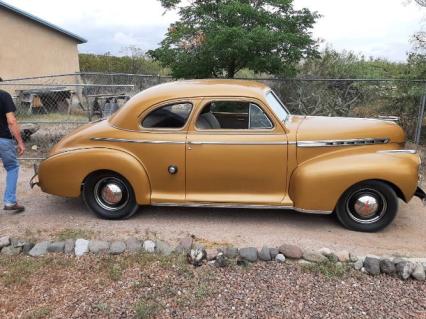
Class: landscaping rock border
0,235,425,281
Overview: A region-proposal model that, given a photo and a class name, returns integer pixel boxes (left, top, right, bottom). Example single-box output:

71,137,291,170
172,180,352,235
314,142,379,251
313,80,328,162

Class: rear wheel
335,180,398,232
82,171,139,219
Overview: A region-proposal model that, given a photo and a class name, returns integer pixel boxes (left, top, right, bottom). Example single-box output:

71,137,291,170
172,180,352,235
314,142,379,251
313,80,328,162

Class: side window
142,103,192,129
196,101,272,130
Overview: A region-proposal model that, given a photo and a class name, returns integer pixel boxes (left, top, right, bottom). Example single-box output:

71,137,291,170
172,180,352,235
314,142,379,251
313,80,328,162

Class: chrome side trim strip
91,137,185,144
377,149,417,154
297,137,389,148
187,141,288,145
152,202,332,214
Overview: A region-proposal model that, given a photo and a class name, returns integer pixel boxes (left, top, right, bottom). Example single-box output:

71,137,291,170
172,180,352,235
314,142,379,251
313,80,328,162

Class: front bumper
414,187,426,206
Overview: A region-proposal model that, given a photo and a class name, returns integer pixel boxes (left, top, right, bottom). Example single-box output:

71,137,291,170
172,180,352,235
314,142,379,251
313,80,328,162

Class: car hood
295,115,405,144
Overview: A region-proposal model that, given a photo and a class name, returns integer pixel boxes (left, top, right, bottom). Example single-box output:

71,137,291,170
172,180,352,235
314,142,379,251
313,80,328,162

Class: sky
2,0,425,61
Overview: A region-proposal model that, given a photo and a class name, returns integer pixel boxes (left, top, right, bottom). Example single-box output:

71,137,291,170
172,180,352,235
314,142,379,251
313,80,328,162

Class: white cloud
2,0,425,61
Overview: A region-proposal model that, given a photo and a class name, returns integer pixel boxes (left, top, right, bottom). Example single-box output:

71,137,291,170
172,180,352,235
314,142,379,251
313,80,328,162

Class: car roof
110,79,272,130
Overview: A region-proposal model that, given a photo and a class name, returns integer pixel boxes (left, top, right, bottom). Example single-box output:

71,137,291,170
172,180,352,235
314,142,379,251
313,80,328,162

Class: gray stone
223,247,239,258
29,241,50,257
64,239,75,254
379,259,396,275
75,239,89,256
22,242,35,254
155,240,173,256
214,252,228,267
0,236,10,248
269,248,279,259
364,256,381,275
47,241,65,253
175,237,193,254
258,246,271,261
10,238,27,248
392,257,407,264
89,240,110,254
143,240,156,253
110,241,126,255
319,247,332,256
275,254,286,263
125,238,142,252
396,261,416,280
349,253,358,262
336,250,350,262
239,247,258,262
412,263,425,281
206,249,218,261
354,259,364,270
279,244,303,259
303,250,328,263
1,245,21,256
298,259,313,266
188,247,206,267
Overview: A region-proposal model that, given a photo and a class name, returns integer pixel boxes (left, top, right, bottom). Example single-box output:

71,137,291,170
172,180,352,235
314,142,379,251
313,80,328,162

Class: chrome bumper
414,187,426,206
30,164,39,189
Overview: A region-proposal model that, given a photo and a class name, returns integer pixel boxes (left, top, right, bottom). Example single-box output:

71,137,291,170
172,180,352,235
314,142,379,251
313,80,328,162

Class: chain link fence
1,73,425,170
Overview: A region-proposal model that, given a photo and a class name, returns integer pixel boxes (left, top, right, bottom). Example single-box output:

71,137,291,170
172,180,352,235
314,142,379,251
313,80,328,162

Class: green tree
149,0,319,78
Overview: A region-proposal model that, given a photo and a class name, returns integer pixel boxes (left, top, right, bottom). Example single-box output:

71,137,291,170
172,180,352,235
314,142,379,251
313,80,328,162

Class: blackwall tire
335,180,398,232
82,171,139,220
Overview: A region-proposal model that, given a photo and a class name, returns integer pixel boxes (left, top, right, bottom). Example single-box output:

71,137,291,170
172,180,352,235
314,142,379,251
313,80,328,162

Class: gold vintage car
32,80,426,232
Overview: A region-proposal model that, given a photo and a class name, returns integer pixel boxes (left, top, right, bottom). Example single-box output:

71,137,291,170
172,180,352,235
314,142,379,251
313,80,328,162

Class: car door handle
187,141,203,145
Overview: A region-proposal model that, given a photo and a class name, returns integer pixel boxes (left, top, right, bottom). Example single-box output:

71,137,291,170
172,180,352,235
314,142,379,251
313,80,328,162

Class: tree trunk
227,62,236,78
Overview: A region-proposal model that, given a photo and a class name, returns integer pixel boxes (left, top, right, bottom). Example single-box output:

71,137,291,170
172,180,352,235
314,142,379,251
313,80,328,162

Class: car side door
185,97,288,205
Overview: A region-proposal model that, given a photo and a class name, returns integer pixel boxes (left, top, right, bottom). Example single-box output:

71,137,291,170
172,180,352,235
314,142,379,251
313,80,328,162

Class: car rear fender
289,152,420,212
38,147,151,205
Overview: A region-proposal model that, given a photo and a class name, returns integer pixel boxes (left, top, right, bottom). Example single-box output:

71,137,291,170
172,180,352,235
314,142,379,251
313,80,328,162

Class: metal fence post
415,95,426,146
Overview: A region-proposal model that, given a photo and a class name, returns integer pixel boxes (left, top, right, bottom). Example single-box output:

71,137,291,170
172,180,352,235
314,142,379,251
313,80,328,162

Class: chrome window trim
297,137,389,148
91,137,185,145
377,150,417,154
152,202,331,214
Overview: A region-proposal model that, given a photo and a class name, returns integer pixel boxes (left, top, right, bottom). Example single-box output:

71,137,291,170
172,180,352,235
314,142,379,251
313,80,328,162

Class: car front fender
38,147,151,205
289,151,421,212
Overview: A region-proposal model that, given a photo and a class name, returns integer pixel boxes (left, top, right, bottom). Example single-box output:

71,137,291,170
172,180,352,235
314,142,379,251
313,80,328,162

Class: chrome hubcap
346,189,387,224
94,177,129,212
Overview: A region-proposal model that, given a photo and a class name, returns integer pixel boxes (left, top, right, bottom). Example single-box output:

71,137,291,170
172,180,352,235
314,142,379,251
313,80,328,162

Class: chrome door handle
188,141,203,145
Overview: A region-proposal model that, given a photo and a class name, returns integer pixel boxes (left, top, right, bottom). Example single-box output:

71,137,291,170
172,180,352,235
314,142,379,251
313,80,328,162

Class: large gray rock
269,248,279,259
275,254,286,263
29,241,50,257
353,259,364,270
22,242,35,254
379,259,396,275
89,240,110,254
412,263,425,281
155,240,173,256
214,252,228,267
64,239,75,254
303,250,328,263
364,256,381,275
48,241,65,253
258,246,271,261
110,241,126,255
75,239,89,256
143,240,156,253
223,247,239,258
10,238,27,248
188,247,207,267
175,237,193,254
0,236,10,248
1,245,21,256
319,247,332,256
396,261,416,280
125,238,142,252
279,244,303,259
239,247,258,262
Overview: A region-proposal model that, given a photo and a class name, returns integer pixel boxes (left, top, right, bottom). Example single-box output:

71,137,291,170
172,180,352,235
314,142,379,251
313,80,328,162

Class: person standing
0,77,25,212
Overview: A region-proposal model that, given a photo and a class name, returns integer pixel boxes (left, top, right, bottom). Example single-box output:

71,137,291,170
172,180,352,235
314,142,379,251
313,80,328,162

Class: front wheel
335,180,398,232
82,171,139,219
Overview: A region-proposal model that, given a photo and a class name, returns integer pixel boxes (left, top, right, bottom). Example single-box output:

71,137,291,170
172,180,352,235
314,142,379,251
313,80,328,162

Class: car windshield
265,91,289,122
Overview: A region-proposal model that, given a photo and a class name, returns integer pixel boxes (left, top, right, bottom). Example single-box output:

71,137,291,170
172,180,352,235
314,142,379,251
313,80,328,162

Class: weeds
134,299,160,319
55,228,95,241
301,260,350,278
23,307,51,319
0,257,48,286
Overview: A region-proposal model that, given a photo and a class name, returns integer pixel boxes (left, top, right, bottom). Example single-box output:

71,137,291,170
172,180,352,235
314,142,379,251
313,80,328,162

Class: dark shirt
0,90,16,139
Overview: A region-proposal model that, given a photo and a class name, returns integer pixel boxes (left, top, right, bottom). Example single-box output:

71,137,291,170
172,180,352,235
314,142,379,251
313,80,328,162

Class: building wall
0,8,81,80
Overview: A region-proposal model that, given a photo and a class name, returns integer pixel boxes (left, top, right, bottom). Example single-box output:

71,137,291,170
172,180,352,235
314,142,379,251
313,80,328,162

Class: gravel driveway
1,165,426,257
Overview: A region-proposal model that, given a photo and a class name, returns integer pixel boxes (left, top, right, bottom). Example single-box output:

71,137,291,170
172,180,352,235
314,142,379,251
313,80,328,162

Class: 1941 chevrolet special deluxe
32,80,426,232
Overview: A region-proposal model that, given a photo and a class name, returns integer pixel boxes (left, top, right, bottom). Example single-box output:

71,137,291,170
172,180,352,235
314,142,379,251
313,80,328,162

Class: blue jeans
0,138,19,206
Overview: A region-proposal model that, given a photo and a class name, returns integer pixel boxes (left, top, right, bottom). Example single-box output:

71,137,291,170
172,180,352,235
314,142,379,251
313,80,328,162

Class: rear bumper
414,187,426,205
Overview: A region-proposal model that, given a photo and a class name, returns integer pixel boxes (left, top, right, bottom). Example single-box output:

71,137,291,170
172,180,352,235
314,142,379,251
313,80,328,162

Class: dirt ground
0,165,426,257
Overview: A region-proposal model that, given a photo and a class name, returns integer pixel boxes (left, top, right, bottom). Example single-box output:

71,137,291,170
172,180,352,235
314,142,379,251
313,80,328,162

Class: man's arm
6,112,25,156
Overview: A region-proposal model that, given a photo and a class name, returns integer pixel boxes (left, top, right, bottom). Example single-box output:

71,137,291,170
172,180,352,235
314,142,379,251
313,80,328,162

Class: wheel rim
94,177,129,212
346,188,387,224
